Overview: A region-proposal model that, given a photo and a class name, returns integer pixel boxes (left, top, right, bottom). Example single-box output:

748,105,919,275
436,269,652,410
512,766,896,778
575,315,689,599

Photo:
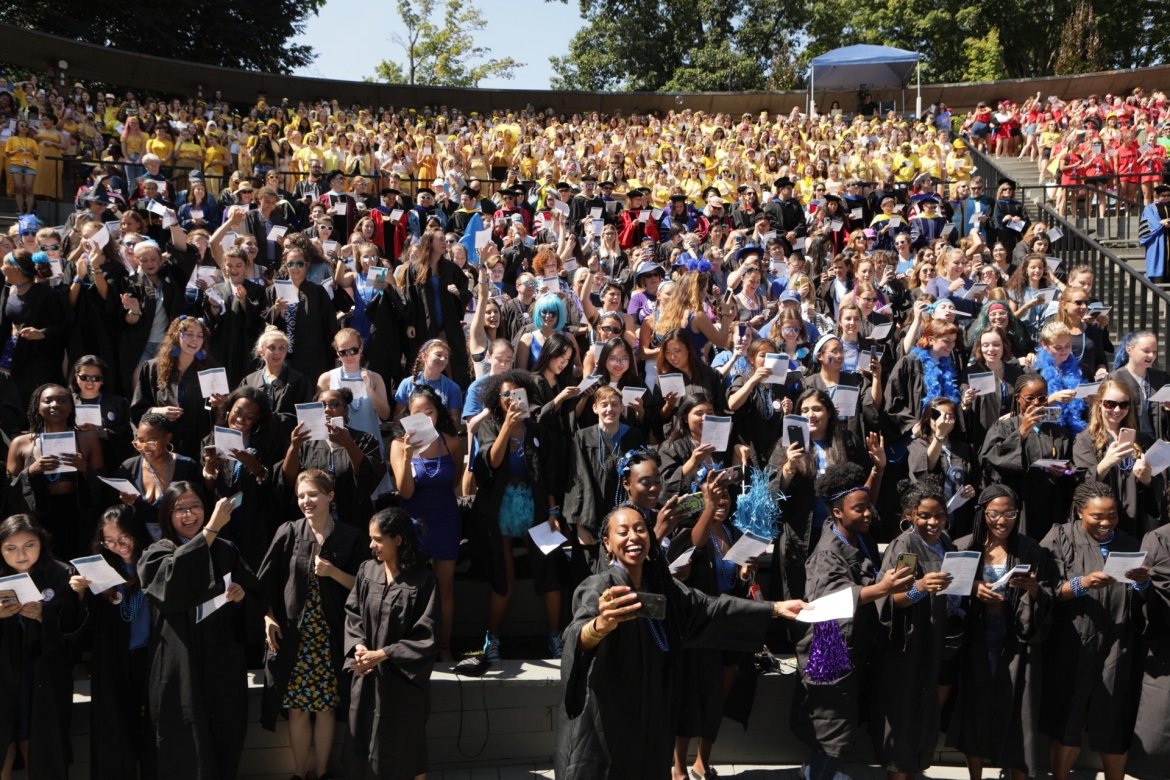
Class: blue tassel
805,621,853,684
733,467,780,539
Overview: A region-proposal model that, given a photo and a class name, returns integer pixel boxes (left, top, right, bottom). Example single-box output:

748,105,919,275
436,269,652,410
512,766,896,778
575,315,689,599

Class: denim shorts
8,164,36,176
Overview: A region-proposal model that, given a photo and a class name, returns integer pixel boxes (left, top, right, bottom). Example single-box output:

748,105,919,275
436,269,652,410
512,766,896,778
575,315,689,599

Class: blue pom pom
733,467,780,539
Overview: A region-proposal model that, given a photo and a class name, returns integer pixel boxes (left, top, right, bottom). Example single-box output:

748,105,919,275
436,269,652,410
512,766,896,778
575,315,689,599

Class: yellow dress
33,128,63,199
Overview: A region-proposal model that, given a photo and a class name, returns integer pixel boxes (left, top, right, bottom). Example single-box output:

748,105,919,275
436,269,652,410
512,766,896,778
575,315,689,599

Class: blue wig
532,293,567,331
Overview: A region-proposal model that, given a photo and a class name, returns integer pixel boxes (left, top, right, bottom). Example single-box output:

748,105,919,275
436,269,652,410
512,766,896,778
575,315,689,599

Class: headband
826,485,871,504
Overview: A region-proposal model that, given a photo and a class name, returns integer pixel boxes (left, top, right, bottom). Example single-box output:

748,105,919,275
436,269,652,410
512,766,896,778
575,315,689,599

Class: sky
292,0,582,90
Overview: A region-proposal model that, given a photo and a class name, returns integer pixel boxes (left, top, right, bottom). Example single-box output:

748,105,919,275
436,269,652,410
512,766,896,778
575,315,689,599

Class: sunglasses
39,244,60,252
336,346,361,356
77,374,103,382
121,240,138,248
1101,400,1131,411
285,261,307,269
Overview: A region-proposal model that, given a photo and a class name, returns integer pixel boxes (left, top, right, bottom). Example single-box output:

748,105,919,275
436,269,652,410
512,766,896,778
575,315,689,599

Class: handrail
971,147,1170,367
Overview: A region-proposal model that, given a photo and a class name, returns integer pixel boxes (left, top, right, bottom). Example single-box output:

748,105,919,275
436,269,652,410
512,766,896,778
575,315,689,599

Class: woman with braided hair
554,504,809,780
1040,481,1150,780
792,463,914,780
946,484,1058,780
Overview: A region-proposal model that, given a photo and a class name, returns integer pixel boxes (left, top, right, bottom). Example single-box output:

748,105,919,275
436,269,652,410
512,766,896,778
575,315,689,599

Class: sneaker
547,631,564,659
482,631,500,662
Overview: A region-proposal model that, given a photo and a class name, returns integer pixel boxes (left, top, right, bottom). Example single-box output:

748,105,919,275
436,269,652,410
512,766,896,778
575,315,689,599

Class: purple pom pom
804,620,852,684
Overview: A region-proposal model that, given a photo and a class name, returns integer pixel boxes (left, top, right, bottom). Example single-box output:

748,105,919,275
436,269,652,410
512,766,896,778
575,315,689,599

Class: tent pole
916,62,922,117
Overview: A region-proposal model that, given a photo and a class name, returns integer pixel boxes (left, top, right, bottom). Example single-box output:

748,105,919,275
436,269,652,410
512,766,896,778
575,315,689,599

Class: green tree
371,0,523,87
0,0,324,72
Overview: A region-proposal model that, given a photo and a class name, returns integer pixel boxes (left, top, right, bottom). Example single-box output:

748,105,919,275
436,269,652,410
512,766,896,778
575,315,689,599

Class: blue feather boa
1033,348,1087,432
911,347,959,410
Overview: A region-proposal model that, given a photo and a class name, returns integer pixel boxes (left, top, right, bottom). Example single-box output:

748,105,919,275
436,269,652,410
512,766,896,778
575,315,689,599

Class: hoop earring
166,443,175,453
169,346,180,357
899,518,913,534
603,547,614,565
194,349,207,361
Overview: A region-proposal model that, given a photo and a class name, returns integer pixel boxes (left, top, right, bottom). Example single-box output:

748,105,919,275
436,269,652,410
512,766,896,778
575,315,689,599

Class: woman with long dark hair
70,354,133,469
345,506,439,779
67,505,157,779
404,227,472,385
0,515,80,778
263,245,339,385
0,248,66,402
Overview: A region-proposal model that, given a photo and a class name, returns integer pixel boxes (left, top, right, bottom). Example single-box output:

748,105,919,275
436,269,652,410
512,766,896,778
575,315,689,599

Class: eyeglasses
77,374,103,382
172,504,204,516
336,346,361,356
317,224,332,231
102,534,132,549
858,296,878,302
39,244,60,252
1101,399,1131,410
520,281,538,288
322,399,346,409
598,325,622,334
1070,299,1088,306
121,240,138,248
285,261,306,269
986,509,1020,521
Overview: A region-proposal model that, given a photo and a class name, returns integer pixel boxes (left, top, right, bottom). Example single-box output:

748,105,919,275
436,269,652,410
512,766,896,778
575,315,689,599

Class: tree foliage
371,0,523,88
549,0,1168,91
0,0,324,72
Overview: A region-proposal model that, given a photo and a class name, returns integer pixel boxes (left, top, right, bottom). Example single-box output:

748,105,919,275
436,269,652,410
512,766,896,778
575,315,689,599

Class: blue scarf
1033,348,1087,433
911,347,959,409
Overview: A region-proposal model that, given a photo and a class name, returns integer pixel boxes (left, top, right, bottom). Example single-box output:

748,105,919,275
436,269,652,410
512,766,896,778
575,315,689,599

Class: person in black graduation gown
403,228,473,387
259,469,366,780
907,397,978,539
0,515,81,779
70,354,133,470
130,316,223,460
67,505,157,780
138,483,263,780
870,479,958,780
554,505,809,780
727,336,786,467
202,246,266,387
960,326,1025,453
1130,522,1170,778
345,507,439,780
239,329,311,440
1072,380,1166,539
0,249,67,405
1110,330,1170,440
1040,482,1151,780
946,485,1057,780
980,374,1079,542
792,464,913,780
262,246,339,387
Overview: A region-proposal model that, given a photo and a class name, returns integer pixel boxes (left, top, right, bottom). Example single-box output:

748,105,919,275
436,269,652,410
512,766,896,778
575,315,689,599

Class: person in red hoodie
617,188,659,250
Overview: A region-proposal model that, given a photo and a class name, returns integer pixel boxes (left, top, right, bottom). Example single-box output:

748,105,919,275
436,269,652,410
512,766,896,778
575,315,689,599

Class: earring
169,346,180,357
194,349,207,361
166,443,175,453
899,518,913,534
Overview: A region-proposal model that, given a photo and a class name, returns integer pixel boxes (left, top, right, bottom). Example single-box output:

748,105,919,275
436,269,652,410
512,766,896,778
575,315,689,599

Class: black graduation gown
403,259,472,386
658,435,733,501
0,281,67,404
979,417,1078,541
554,567,773,780
960,362,1024,457
239,364,312,440
131,358,219,459
138,533,263,780
1039,522,1142,753
563,425,646,535
363,284,410,390
258,518,367,730
276,429,382,531
198,430,285,569
1110,365,1170,440
1131,525,1170,777
75,575,156,780
645,361,728,441
1072,429,1166,538
803,371,879,445
728,374,784,466
945,533,1056,775
74,391,133,473
884,351,959,440
791,523,882,759
907,437,977,538
204,279,266,387
262,280,340,384
65,261,129,395
344,562,439,780
115,254,201,396
870,530,955,774
0,560,80,780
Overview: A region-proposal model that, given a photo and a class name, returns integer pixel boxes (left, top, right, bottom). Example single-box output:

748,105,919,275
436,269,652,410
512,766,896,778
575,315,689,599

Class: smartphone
677,492,705,515
714,465,743,484
1042,406,1063,424
227,491,244,510
737,322,747,339
787,424,806,451
0,590,16,605
894,553,918,573
634,591,667,621
511,388,530,418
1118,427,1136,446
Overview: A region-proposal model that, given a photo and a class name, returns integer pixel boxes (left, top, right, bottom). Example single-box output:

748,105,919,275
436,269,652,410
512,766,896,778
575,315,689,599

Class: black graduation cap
461,186,478,197
1155,184,1170,195
627,188,646,198
773,176,795,190
326,169,344,183
379,188,399,197
917,195,940,206
998,178,1017,189
417,187,436,197
669,193,689,202
599,180,616,189
555,181,573,191
581,173,598,182
701,186,722,200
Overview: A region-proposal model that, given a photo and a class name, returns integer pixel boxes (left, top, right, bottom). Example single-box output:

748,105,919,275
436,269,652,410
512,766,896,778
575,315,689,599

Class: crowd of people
0,74,1169,780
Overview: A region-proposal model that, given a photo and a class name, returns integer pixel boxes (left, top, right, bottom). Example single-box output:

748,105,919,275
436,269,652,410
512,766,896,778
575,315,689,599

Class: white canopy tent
808,44,922,117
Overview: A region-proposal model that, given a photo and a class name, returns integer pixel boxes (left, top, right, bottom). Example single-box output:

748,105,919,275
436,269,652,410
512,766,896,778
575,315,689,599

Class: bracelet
906,583,927,603
1133,579,1151,592
549,506,563,518
582,617,610,644
203,527,218,536
1069,575,1087,598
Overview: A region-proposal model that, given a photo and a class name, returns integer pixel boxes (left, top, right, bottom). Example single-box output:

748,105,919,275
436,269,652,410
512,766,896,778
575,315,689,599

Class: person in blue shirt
393,338,463,429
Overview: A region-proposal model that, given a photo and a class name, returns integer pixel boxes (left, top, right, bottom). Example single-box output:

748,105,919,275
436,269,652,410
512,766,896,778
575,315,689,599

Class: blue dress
402,439,462,561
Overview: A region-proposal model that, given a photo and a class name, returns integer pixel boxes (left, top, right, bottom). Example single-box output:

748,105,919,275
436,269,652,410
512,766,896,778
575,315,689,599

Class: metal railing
971,148,1170,367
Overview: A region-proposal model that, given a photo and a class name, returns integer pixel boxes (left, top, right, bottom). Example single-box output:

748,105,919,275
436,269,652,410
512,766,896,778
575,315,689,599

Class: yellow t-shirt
146,138,174,163
175,140,204,168
5,136,39,169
